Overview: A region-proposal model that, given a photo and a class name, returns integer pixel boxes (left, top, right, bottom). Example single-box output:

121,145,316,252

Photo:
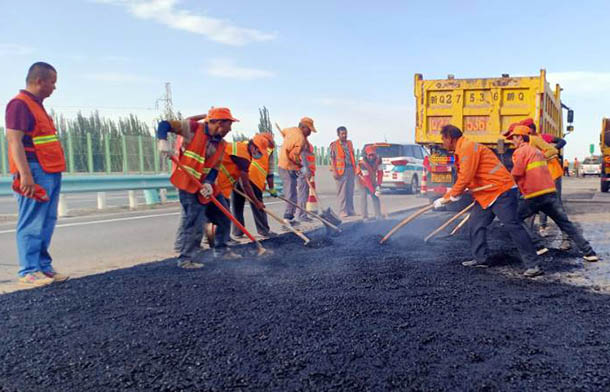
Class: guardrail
1,172,283,216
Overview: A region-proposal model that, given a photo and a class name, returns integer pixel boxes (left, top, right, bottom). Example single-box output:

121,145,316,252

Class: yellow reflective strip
202,168,211,174
219,164,236,185
184,166,201,178
489,161,503,174
183,150,205,164
524,188,556,199
32,135,59,145
251,161,267,177
526,160,547,171
232,142,238,156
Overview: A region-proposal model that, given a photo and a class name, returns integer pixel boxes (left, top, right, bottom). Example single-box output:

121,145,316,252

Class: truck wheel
602,180,609,193
409,176,419,194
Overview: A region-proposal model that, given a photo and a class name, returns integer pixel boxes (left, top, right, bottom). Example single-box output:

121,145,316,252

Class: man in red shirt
507,126,598,265
5,62,68,286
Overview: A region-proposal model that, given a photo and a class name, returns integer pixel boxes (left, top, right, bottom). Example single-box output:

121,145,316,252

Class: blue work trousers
15,162,62,276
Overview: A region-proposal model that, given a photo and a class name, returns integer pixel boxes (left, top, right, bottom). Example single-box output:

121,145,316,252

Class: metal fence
0,129,361,177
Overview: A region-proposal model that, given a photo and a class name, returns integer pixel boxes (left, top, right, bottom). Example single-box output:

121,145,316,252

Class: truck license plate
431,173,452,183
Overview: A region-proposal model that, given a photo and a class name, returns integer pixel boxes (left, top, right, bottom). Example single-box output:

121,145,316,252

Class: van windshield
583,157,601,164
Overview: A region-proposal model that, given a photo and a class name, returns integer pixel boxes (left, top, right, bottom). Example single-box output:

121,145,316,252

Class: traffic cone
421,168,428,195
306,179,319,213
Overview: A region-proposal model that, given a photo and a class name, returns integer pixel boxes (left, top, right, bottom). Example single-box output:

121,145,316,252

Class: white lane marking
0,201,286,234
0,212,180,234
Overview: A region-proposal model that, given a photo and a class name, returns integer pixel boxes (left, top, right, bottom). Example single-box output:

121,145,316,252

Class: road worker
357,145,383,220
295,140,317,221
231,132,276,238
5,62,69,286
506,126,598,262
329,126,359,217
278,117,316,225
433,124,542,277
157,107,236,268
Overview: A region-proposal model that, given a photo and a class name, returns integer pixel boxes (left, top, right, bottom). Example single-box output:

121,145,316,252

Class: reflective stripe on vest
489,161,503,175
32,134,60,145
183,150,205,164
251,161,267,178
524,187,556,199
526,160,547,171
219,164,237,185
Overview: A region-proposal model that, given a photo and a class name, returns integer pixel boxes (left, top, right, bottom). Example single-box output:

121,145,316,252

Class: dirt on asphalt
1,206,609,391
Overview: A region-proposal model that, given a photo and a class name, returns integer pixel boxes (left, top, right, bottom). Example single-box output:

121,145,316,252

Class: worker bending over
506,125,598,262
231,133,276,238
433,125,543,277
157,107,236,268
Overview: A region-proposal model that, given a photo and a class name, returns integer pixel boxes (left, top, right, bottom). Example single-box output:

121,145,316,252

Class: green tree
258,106,272,135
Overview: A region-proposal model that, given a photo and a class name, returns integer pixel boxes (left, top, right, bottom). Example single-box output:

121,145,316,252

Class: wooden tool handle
424,202,475,243
379,204,434,244
450,213,470,236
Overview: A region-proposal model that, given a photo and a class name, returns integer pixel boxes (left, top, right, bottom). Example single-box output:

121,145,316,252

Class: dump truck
414,69,573,197
601,118,610,192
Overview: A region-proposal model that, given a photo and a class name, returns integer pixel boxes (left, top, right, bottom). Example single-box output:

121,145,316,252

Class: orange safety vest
358,157,383,193
217,141,251,198
170,125,225,195
529,135,562,180
306,143,316,175
8,92,66,174
249,146,273,191
332,140,357,177
512,143,556,199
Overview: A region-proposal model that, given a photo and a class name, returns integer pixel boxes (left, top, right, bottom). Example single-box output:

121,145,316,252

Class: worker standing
505,126,598,262
278,117,316,224
232,133,276,238
357,145,383,220
329,126,359,217
563,159,570,177
295,140,316,222
573,157,580,177
433,125,542,277
157,107,236,268
5,62,68,286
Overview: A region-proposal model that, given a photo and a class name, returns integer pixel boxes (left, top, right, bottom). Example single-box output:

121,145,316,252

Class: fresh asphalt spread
1,211,609,391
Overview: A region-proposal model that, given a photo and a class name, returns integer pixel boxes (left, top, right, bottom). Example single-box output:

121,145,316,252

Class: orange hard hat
299,117,316,133
364,145,377,155
520,118,535,128
207,107,239,122
502,122,519,137
252,133,274,153
505,124,531,139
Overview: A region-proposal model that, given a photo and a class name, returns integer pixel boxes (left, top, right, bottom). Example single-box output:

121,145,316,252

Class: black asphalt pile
2,213,610,391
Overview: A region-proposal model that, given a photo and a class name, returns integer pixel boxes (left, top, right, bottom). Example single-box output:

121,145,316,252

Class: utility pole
156,82,175,120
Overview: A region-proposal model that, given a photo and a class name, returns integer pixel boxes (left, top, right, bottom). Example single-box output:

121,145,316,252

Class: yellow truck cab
601,118,610,192
414,69,573,197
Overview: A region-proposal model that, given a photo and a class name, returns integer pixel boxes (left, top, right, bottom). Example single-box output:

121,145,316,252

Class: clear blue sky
2,0,610,160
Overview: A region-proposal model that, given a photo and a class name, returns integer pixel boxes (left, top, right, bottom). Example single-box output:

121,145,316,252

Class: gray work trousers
335,168,356,216
231,182,270,236
296,172,310,219
360,184,381,218
279,168,299,220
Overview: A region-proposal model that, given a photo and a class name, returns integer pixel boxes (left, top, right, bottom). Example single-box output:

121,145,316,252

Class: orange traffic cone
421,168,428,195
306,179,319,213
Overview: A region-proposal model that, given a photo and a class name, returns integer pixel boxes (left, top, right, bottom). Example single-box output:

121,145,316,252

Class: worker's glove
449,195,461,202
199,183,213,198
157,139,173,158
374,186,381,197
268,188,278,197
433,197,447,209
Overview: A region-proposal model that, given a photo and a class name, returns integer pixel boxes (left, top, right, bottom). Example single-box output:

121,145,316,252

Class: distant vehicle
601,118,610,192
581,156,601,177
363,143,427,194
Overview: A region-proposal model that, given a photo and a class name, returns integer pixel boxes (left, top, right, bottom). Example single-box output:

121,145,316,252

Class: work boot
213,248,242,260
176,260,204,269
536,247,549,256
538,225,551,238
297,215,313,223
283,218,299,226
523,265,544,278
18,272,54,287
559,239,572,251
42,269,70,283
258,231,277,239
583,251,599,262
461,259,488,268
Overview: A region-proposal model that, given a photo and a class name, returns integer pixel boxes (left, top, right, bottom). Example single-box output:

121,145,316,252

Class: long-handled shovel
424,202,475,243
232,187,311,245
450,213,470,236
379,184,493,244
276,194,342,233
169,156,267,256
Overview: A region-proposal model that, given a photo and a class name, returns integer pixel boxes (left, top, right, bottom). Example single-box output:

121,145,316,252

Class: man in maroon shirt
6,62,68,287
